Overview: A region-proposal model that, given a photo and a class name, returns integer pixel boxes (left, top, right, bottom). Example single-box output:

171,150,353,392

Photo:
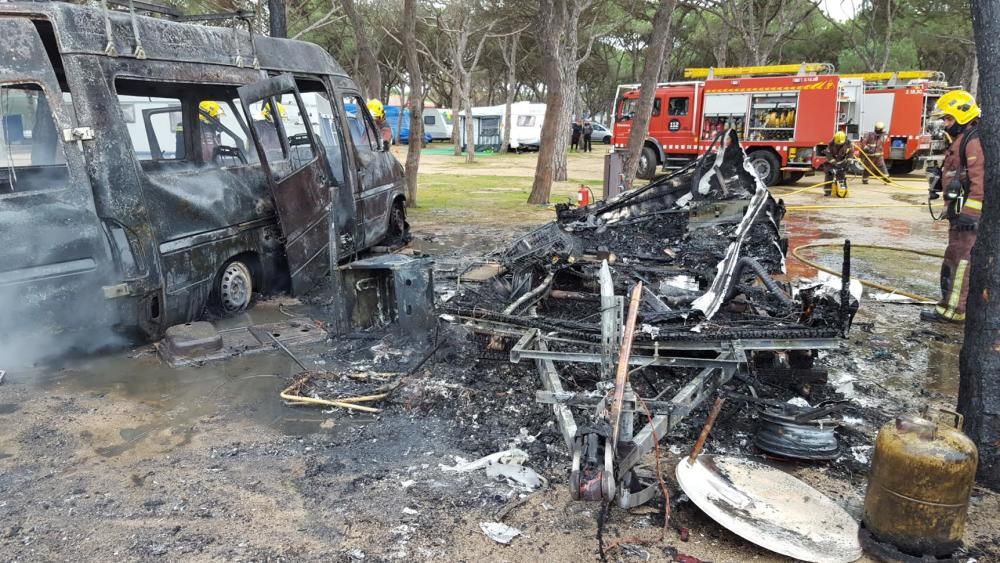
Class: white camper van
422,108,452,141
458,102,546,152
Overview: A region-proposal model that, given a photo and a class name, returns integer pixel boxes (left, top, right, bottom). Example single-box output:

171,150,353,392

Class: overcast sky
822,0,859,23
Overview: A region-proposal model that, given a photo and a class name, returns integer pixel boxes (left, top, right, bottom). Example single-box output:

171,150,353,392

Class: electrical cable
791,242,943,303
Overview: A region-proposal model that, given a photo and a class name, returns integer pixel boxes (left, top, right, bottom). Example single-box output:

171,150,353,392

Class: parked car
590,122,612,144
0,1,408,358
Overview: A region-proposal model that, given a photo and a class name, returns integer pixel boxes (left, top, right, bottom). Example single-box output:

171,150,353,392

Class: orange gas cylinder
862,413,978,557
577,185,591,207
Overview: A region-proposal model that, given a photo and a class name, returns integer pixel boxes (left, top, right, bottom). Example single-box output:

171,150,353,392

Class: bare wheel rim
752,158,771,181
639,154,649,172
219,262,252,313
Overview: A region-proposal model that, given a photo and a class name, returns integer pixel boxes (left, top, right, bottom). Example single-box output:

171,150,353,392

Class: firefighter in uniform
922,90,984,323
367,99,393,148
861,121,889,184
824,131,852,196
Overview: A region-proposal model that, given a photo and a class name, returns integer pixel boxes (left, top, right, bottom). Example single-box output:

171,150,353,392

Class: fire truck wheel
889,159,915,175
636,146,657,180
749,150,780,186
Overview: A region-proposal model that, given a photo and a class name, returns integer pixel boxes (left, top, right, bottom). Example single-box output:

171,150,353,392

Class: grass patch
408,173,602,226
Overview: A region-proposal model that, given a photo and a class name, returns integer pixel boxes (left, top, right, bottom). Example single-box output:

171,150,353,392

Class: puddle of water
923,338,961,397
32,347,348,458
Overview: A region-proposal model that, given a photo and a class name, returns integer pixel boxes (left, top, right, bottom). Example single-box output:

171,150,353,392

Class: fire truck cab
614,67,846,186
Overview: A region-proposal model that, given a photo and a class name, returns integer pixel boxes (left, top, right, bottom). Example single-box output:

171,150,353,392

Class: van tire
214,259,254,315
748,150,781,186
389,200,411,244
603,135,612,144
636,146,657,180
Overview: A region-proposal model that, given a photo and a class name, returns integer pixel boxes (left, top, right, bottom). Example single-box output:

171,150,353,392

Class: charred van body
0,3,406,363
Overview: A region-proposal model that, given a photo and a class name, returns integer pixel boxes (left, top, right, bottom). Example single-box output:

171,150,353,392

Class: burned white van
0,3,407,359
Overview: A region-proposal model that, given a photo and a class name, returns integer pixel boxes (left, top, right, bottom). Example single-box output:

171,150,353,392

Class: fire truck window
748,93,798,141
668,97,689,116
0,83,69,195
652,98,661,117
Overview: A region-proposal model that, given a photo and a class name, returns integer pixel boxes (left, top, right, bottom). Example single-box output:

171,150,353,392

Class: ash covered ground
1,222,998,563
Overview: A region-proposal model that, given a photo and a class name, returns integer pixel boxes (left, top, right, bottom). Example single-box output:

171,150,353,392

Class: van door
237,74,333,294
0,18,117,360
339,91,403,247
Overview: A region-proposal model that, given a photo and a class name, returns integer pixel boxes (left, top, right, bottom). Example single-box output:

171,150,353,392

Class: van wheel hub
219,262,253,313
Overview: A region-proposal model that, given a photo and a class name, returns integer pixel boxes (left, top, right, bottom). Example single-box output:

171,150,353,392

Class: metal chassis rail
503,264,841,508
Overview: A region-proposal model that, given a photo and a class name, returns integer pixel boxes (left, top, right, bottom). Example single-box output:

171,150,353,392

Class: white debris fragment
787,397,812,408
851,445,873,464
402,507,419,515
440,449,529,472
485,463,548,491
399,479,415,489
479,521,521,544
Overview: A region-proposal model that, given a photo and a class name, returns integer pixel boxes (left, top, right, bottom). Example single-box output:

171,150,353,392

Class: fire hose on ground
791,242,943,303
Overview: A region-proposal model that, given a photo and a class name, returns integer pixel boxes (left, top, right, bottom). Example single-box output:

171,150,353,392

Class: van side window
0,83,69,194
668,97,689,116
516,115,536,127
195,99,257,166
296,80,349,187
118,94,183,160
424,115,435,126
342,95,379,152
248,95,317,176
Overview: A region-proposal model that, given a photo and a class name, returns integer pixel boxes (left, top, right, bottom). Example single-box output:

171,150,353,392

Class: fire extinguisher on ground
577,184,594,207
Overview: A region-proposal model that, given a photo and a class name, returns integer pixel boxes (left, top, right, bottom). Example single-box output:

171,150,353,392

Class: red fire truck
613,65,948,185
841,71,950,173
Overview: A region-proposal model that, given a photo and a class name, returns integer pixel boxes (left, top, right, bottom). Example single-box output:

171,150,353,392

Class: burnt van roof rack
684,63,836,79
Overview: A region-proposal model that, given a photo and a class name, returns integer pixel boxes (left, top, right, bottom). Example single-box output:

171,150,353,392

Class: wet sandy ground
2,169,999,562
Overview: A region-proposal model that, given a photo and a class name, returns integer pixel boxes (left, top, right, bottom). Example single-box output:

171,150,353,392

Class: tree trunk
268,0,286,38
622,0,676,189
961,0,1000,491
528,0,566,204
403,0,422,208
340,0,381,99
501,34,519,154
462,74,476,163
452,79,463,156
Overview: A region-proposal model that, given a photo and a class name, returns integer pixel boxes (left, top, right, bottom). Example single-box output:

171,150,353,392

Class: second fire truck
613,64,949,185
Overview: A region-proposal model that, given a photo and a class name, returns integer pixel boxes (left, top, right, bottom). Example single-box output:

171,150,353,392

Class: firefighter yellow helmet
199,100,223,122
932,90,981,124
367,98,385,119
874,121,885,132
261,101,287,123
833,131,847,144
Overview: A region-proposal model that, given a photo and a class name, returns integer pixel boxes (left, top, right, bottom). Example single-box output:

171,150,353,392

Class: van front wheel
215,260,254,314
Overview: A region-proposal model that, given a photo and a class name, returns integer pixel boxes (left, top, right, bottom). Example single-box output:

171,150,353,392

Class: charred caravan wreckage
445,131,858,507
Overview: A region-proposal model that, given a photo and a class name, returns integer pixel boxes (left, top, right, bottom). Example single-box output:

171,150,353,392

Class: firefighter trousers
936,226,977,321
862,155,888,182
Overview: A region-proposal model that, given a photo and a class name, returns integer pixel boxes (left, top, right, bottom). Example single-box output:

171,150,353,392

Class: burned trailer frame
0,2,406,356
450,131,852,507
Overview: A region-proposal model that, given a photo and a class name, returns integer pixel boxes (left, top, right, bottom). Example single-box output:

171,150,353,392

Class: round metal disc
676,455,862,563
